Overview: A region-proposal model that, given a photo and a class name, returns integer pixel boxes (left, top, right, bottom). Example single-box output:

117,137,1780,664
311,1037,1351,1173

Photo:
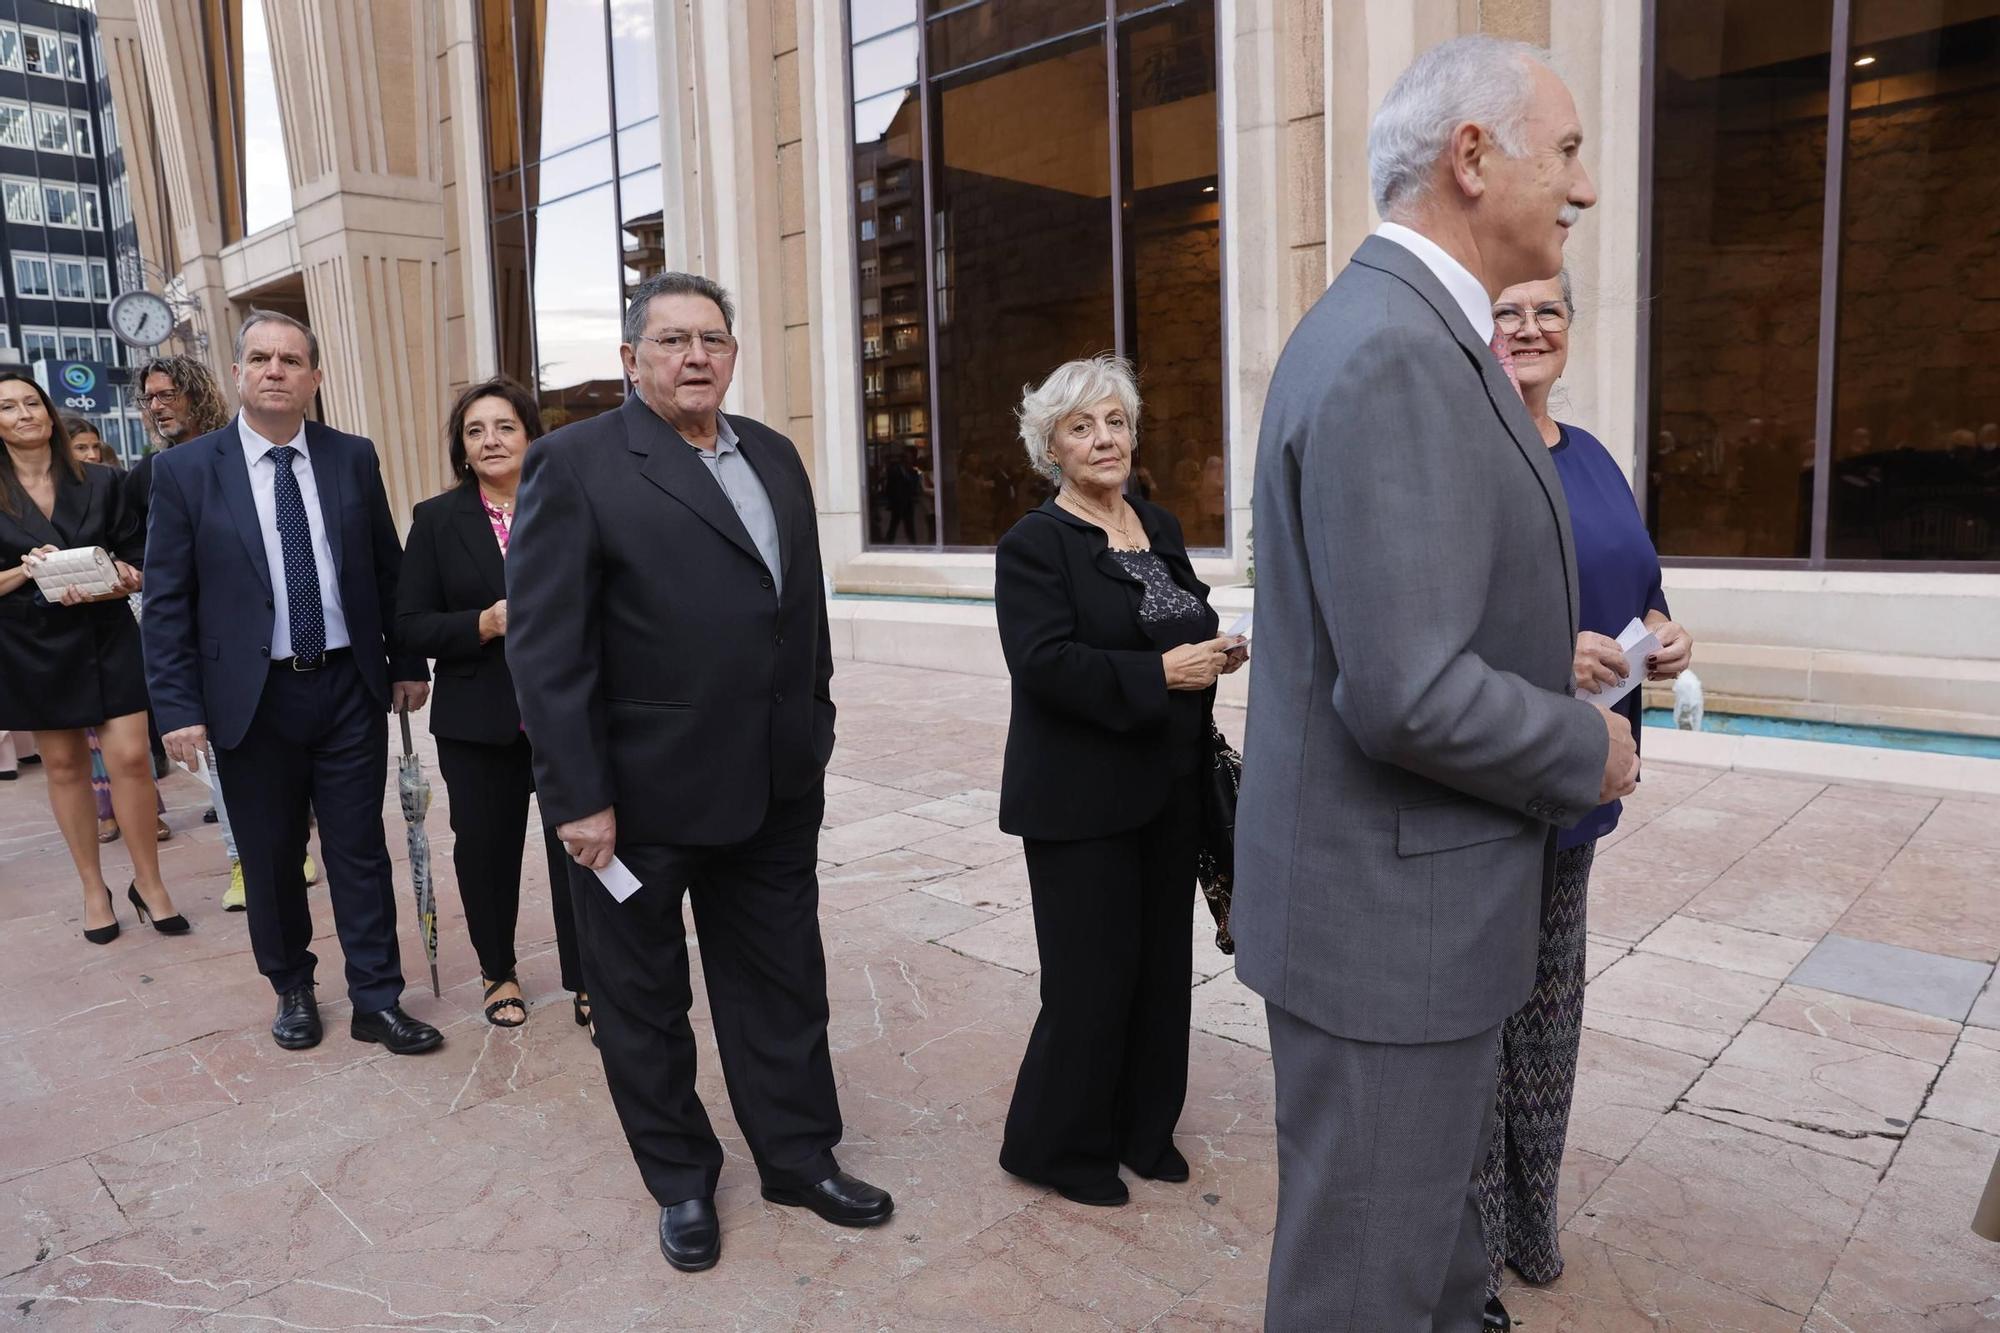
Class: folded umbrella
397,708,441,998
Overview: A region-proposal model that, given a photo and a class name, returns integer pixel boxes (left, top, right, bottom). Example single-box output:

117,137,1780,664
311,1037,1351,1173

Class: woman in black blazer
0,371,185,943
994,355,1245,1206
397,378,582,1031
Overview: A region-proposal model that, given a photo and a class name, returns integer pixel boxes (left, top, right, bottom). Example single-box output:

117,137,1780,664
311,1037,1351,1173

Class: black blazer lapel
730,416,798,580
622,396,764,567
40,465,86,546
1353,234,1580,638
450,484,508,601
306,424,346,575
212,427,275,595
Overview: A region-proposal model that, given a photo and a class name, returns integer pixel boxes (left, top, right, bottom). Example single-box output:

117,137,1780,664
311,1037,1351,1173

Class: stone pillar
261,0,452,520
131,0,238,365
94,0,176,282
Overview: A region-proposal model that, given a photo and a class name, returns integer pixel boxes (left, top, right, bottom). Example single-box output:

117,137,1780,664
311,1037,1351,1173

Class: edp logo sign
34,360,111,413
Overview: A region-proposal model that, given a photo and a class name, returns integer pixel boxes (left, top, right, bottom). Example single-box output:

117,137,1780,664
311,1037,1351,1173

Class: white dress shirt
1374,221,1496,345
684,415,784,597
238,416,351,659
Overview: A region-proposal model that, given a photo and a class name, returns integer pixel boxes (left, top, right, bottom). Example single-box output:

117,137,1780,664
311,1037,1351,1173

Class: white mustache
1557,204,1582,227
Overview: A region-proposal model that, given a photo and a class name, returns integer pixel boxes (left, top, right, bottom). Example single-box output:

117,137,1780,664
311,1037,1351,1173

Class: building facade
108,0,2000,736
0,0,146,459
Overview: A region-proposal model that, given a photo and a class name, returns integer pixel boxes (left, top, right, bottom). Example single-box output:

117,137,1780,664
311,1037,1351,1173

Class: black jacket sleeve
994,515,1169,734
393,499,485,661
362,445,428,685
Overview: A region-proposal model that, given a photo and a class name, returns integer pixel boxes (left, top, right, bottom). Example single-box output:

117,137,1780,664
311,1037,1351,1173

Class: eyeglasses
1493,304,1570,335
138,390,185,407
634,329,739,358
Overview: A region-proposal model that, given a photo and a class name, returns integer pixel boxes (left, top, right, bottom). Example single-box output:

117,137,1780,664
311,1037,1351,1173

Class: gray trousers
1264,1003,1502,1333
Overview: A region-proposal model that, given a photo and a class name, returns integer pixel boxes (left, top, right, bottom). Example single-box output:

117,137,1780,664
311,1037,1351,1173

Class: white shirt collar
1374,221,1495,344
238,414,308,462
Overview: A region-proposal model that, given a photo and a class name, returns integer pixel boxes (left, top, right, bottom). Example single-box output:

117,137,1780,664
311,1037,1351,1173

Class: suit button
260,646,269,656
774,691,785,704
760,576,773,590
774,634,784,647
265,599,274,609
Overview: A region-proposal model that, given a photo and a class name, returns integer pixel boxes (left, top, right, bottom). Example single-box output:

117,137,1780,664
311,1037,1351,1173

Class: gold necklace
1060,489,1143,549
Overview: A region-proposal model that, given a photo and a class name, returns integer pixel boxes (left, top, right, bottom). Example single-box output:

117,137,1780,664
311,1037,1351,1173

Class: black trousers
1000,772,1199,1189
434,733,580,992
571,782,843,1206
215,652,404,1013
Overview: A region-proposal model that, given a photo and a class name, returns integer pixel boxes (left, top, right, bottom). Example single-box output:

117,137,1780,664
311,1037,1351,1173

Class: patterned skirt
1479,840,1596,1298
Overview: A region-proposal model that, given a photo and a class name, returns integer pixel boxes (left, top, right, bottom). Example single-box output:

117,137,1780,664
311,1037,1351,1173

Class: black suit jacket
396,484,524,745
995,497,1218,842
140,419,427,749
506,395,834,846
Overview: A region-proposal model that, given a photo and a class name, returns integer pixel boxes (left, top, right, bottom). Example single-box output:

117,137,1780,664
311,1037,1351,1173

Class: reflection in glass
1648,1,1830,558
1121,1,1223,548
853,26,920,103
481,0,522,176
530,185,625,427
1829,2,2000,560
926,0,1104,76
934,41,1115,546
854,0,917,44
856,72,930,546
240,0,293,235
521,0,611,162
493,209,533,390
621,164,665,297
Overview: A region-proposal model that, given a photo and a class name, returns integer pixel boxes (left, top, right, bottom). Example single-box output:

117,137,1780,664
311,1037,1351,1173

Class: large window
1648,1,2000,566
481,0,662,429
851,0,1223,551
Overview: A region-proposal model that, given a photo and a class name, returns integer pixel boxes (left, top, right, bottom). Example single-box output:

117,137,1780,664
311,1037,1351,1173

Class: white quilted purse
26,546,124,601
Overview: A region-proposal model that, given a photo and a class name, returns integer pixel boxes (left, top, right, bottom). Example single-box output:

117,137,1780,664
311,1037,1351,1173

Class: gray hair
1368,35,1550,218
234,308,320,369
1558,267,1575,320
623,272,736,346
1017,354,1141,485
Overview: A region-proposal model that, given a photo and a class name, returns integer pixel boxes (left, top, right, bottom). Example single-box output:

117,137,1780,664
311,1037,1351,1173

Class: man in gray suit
1233,36,1640,1332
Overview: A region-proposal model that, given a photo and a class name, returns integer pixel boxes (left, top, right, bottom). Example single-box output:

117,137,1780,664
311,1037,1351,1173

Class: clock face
109,291,175,348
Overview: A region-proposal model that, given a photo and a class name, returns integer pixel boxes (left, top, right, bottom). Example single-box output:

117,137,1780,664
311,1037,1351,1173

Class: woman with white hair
993,354,1244,1207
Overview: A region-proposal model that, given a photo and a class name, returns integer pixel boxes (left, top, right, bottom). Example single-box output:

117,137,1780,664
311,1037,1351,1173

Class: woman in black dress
396,378,583,1031
994,355,1246,1206
0,371,185,942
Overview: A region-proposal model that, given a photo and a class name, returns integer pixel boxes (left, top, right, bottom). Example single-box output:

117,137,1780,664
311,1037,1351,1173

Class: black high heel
127,883,190,934
83,884,119,945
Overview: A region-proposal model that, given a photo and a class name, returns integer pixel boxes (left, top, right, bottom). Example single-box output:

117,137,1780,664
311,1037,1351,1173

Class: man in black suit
507,272,891,1273
142,309,441,1056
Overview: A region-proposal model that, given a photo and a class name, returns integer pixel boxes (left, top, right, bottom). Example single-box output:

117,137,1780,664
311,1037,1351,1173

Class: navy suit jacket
140,418,427,750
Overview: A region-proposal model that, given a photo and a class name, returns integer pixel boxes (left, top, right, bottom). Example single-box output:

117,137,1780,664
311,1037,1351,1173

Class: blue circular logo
62,364,95,393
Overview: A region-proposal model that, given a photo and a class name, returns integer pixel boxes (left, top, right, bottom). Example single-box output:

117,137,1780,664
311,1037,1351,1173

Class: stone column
261,0,452,520
130,0,238,365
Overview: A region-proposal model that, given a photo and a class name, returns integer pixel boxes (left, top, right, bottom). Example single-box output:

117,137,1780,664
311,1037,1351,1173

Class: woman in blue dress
1475,272,1694,1329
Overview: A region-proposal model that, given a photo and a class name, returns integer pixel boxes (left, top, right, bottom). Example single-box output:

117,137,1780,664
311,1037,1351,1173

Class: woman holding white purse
0,371,186,943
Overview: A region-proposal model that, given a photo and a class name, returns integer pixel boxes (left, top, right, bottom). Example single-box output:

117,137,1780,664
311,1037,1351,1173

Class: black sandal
573,992,598,1046
482,975,527,1028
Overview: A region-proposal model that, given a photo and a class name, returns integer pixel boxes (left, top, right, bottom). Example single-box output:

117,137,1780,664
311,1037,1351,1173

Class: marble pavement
2,660,1997,1330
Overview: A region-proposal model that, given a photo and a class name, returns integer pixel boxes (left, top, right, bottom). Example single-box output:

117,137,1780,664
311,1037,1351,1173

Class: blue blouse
1551,423,1669,849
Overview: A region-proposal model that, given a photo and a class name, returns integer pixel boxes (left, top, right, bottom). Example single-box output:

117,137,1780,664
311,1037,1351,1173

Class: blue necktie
267,445,326,666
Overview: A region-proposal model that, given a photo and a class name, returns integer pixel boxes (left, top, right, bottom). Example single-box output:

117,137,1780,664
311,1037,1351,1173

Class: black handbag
1195,719,1242,954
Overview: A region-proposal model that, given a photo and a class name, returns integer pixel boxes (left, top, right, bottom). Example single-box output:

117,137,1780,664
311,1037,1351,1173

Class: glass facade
480,0,662,429
1648,0,2000,565
852,0,1224,551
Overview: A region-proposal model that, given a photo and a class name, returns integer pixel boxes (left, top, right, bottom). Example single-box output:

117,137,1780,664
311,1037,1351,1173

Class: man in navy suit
142,309,440,1055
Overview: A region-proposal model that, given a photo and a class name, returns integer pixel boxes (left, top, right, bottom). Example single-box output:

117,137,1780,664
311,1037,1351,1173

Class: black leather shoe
1058,1177,1129,1207
349,1004,442,1054
272,986,321,1050
761,1170,894,1227
658,1198,720,1272
1483,1296,1512,1329
1126,1144,1190,1183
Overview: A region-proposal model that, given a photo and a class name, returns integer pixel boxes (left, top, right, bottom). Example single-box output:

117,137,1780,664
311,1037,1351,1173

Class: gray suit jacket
1232,235,1610,1046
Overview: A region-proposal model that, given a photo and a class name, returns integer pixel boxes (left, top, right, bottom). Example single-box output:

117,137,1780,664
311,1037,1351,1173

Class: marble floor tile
822,780,934,829
1680,1021,1933,1166
1924,1025,2000,1138
1636,915,1817,980
1567,1028,1712,1161
936,905,1041,974
1787,933,1993,1022
899,795,997,828
1971,974,2000,1031
1585,932,1631,982
1190,970,1268,1052
1681,842,1881,942
1585,855,1723,944
905,819,1022,869
1756,984,1962,1065
1804,1117,2000,1333
1570,1111,1877,1316
817,811,958,866
1834,844,2000,964
917,855,1033,913
1583,953,1781,1060
0,1158,130,1280
1500,1234,1809,1332
1682,770,1826,821
1908,796,2000,852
